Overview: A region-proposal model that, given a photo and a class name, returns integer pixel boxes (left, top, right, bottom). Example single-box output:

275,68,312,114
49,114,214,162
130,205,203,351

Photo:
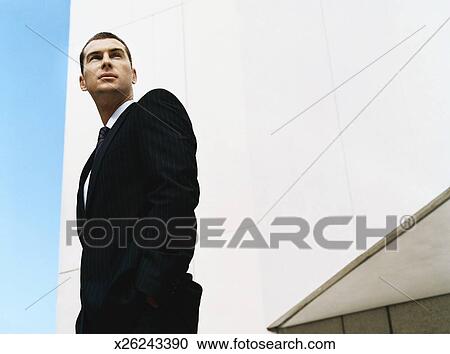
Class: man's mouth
99,73,118,79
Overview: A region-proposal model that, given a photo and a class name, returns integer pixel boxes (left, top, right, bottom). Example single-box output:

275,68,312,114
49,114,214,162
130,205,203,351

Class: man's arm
133,88,199,306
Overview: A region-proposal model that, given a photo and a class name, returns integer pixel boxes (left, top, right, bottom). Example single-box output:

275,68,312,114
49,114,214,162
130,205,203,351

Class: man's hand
146,295,159,308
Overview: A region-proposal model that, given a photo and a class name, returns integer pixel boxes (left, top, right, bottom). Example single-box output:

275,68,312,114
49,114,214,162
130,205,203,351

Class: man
75,32,202,334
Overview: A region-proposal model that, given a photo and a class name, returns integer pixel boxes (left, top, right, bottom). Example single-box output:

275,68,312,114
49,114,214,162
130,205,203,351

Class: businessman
75,32,202,333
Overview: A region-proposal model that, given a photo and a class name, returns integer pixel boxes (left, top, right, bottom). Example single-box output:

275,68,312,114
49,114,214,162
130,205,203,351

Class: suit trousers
76,279,202,334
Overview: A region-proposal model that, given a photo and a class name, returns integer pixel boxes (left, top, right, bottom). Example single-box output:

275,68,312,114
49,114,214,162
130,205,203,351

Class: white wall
57,0,450,333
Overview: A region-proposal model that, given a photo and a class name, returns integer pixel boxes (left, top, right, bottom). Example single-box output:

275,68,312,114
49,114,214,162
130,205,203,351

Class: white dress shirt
84,99,134,207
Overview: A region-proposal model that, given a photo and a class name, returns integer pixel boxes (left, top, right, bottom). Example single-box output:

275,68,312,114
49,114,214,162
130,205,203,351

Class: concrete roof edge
267,186,450,331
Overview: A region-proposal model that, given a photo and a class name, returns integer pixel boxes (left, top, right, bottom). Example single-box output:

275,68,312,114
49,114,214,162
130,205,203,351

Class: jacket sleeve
133,88,200,302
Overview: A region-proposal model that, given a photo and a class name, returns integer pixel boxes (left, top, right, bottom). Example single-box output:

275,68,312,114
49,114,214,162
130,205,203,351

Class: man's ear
131,68,137,84
79,74,87,91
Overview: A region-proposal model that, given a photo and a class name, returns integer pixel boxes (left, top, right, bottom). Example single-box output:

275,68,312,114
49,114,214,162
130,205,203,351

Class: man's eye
89,56,100,61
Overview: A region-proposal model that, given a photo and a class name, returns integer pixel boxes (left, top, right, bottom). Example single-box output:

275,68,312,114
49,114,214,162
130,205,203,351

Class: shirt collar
105,99,134,129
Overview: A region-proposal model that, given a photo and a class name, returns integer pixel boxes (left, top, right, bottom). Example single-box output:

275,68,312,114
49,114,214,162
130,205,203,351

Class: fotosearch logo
66,215,414,251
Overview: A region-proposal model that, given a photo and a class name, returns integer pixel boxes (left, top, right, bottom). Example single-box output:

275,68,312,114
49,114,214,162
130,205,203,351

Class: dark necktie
95,126,110,158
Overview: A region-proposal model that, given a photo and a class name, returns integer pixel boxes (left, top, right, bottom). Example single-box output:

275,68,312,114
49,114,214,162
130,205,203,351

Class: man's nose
101,53,112,68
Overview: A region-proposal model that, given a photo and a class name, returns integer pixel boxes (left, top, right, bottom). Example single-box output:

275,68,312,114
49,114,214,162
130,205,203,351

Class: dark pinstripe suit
75,89,202,333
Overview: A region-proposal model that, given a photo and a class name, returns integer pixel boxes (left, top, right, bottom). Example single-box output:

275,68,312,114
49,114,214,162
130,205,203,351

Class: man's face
79,38,136,98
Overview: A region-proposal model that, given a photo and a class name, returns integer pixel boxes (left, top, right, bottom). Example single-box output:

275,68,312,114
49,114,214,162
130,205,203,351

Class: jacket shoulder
134,89,194,140
138,88,181,107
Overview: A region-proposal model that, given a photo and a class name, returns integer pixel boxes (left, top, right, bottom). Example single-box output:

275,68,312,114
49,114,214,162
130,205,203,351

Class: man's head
79,32,137,100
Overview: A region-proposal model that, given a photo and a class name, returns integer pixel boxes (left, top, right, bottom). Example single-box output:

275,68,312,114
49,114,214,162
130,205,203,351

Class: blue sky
0,0,70,333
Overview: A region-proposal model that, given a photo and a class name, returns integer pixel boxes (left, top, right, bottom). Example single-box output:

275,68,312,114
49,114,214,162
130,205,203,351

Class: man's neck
94,93,133,126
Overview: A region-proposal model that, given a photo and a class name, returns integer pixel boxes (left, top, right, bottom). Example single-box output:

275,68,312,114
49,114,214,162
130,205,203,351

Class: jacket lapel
85,103,136,214
77,149,96,218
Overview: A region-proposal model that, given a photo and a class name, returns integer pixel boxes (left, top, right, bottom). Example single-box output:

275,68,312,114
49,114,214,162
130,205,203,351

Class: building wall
57,0,450,333
276,293,450,333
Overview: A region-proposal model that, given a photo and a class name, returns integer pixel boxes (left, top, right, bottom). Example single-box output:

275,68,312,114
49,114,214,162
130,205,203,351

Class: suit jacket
75,88,201,333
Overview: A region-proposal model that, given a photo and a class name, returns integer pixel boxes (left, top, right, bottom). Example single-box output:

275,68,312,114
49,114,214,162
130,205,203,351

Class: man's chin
93,86,122,96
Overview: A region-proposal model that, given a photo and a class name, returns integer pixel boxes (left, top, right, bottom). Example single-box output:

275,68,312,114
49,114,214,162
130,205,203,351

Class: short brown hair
79,32,132,74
